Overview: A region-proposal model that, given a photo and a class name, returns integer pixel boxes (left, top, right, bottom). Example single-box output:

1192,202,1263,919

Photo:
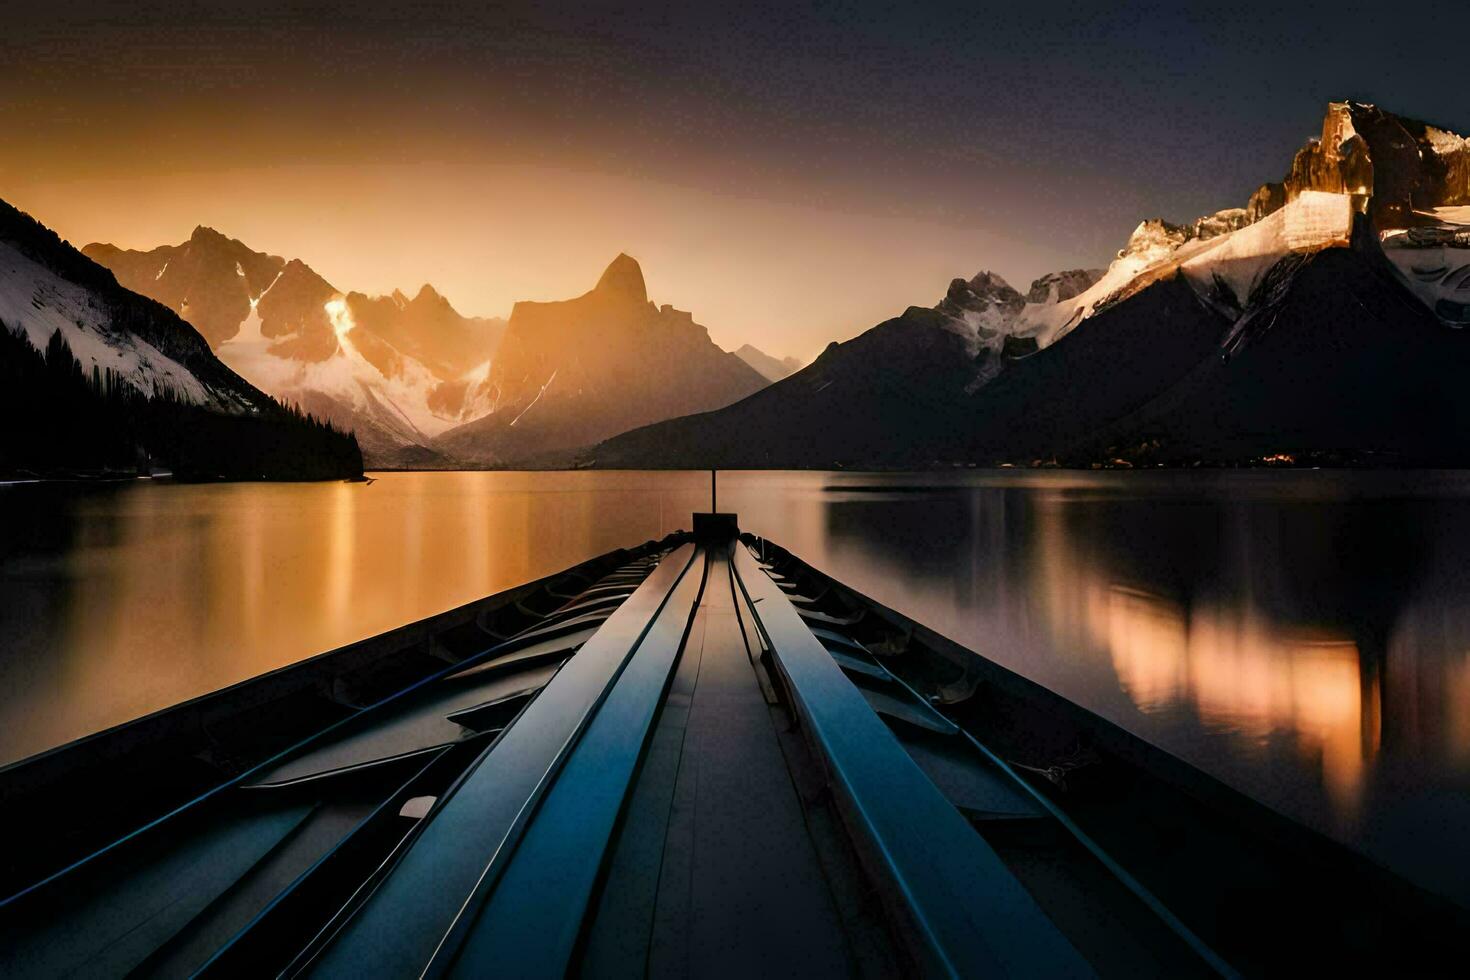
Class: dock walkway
582,550,857,977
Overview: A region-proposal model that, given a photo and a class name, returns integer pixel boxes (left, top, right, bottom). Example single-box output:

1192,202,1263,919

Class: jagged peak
1122,218,1191,258
275,256,334,290
594,253,648,304
411,283,449,307
1026,269,1104,305
188,225,231,245
961,270,1015,293
936,270,1025,320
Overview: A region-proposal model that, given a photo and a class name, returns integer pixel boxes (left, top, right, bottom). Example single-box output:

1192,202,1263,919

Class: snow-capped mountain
432,254,769,465
588,101,1470,469
84,229,506,467
734,344,803,382
0,198,361,479
1,208,274,414
934,101,1466,361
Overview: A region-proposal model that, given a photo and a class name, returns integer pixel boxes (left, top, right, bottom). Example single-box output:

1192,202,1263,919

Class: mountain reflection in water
722,471,1470,907
1103,587,1374,812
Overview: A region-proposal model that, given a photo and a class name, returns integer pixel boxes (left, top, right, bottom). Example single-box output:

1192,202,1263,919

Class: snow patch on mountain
1180,190,1353,307
1380,207,1470,325
85,229,507,465
1011,257,1151,346
455,358,499,418
932,266,1111,354
990,194,1347,349
217,294,462,444
0,240,222,406
930,189,1355,378
233,270,283,346
950,100,1470,354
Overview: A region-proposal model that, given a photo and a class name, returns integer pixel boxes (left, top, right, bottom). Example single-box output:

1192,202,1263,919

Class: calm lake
2,469,1468,906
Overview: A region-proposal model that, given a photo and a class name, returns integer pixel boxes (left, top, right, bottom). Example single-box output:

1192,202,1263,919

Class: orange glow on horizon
5,161,1073,367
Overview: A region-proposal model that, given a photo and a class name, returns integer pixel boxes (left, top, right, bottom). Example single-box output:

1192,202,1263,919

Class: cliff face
432,254,769,465
1325,104,1470,329
1249,102,1470,228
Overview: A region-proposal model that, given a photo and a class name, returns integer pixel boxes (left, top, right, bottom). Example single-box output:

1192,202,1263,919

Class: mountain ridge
0,199,361,479
84,229,507,467
734,344,802,382
586,100,1470,469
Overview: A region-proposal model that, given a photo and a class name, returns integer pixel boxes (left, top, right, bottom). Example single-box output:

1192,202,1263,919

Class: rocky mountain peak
1266,101,1468,228
936,270,1025,319
189,225,228,245
1026,269,1104,305
437,253,766,464
593,253,648,305
1245,183,1286,222
278,257,326,284
588,99,1470,473
1121,219,1191,260
1191,208,1250,242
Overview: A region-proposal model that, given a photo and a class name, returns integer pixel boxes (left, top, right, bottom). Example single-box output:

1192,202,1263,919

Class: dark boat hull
2,524,1463,978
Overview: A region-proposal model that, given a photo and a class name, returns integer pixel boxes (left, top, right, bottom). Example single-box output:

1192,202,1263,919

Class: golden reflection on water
0,471,708,765
1449,662,1470,767
711,470,1470,888
1100,586,1377,815
7,468,1470,905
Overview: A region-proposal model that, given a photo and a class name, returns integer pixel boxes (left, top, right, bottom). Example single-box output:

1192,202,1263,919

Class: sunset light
325,296,355,341
3,3,1469,974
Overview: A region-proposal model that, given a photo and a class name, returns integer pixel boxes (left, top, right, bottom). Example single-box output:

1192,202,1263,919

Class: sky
4,0,1468,361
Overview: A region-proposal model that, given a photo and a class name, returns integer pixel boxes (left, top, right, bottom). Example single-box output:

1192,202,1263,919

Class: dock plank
306,544,699,977
732,545,1092,978
443,550,710,976
646,554,855,979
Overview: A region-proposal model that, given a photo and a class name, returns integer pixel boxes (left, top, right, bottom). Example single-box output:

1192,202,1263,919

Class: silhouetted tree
0,322,362,480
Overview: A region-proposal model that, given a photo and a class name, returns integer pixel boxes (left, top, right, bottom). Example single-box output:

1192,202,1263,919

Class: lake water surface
2,469,1468,906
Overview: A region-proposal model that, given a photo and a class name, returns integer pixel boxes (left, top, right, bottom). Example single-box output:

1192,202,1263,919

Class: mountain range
21,99,1470,473
587,101,1470,469
431,254,768,465
84,230,506,467
85,237,772,468
0,200,361,479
